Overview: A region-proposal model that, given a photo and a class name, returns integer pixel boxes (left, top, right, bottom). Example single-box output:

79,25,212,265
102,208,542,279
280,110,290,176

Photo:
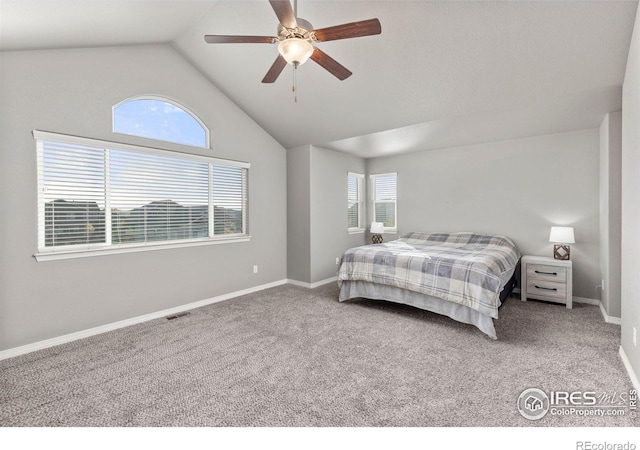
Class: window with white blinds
40,141,107,248
35,131,249,260
370,172,397,232
347,172,364,232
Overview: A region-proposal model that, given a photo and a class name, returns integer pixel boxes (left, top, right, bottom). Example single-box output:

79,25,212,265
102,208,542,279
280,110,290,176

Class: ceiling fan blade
262,55,288,83
310,48,352,80
269,0,297,29
313,18,381,42
204,35,276,44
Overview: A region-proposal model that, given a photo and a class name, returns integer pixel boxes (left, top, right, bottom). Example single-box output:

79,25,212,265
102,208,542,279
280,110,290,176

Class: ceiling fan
204,0,381,83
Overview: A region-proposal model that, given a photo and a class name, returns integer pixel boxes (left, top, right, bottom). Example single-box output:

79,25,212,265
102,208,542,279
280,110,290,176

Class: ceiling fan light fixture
204,1,381,83
278,37,314,66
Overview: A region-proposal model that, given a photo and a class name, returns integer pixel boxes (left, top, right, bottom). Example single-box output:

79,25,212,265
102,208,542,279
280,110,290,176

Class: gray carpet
0,283,635,427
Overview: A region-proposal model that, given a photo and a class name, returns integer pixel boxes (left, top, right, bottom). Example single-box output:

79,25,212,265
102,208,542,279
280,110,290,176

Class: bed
337,232,521,339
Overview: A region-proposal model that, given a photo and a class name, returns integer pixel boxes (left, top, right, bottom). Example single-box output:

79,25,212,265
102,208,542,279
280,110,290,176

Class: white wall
621,5,640,384
366,129,601,299
599,111,623,319
0,45,287,351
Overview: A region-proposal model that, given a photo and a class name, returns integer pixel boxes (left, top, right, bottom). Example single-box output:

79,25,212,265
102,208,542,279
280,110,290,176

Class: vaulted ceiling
1,0,638,157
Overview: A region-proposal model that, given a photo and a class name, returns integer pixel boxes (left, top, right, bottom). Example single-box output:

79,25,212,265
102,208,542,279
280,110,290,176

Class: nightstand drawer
521,255,572,308
526,279,567,300
527,264,567,283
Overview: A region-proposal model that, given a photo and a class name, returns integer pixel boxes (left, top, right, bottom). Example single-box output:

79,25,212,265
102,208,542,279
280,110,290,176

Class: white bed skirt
338,280,498,340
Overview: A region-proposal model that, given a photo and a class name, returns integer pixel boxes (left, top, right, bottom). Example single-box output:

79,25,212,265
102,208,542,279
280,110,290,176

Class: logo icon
517,388,550,420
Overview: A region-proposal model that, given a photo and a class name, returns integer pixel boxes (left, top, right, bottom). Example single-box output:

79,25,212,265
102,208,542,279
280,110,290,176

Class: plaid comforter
337,232,521,318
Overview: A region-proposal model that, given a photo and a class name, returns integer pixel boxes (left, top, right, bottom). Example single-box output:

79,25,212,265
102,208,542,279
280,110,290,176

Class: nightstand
521,255,573,309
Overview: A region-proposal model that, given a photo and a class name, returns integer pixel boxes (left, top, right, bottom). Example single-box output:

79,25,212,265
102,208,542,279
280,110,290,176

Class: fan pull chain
292,64,298,103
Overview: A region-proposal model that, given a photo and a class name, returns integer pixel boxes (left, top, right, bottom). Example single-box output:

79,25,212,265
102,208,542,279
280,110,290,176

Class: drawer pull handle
535,270,557,276
535,285,557,291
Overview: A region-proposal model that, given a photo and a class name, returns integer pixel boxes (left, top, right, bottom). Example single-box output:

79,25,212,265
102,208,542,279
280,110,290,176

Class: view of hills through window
39,139,246,249
44,199,242,247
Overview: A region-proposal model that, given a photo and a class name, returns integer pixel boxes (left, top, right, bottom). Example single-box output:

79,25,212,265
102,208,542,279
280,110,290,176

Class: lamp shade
549,226,575,244
370,222,385,234
278,38,314,66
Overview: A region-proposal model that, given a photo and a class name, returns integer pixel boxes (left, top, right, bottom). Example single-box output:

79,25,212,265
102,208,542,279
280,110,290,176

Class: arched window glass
113,97,209,148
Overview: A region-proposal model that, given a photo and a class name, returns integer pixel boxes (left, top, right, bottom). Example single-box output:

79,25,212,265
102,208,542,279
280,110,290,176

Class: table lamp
549,226,575,260
371,222,384,244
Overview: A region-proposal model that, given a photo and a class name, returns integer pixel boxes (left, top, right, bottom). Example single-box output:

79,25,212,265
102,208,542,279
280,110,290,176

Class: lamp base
553,244,570,260
372,234,383,244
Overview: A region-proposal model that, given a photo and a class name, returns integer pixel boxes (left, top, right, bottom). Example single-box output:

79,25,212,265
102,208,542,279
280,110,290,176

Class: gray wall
599,111,622,319
0,45,287,351
366,129,601,299
310,146,367,283
286,145,367,285
621,5,640,383
287,145,312,283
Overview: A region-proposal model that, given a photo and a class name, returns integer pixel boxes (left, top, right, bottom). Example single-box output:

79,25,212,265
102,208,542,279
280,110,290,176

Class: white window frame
347,172,365,234
370,172,397,234
34,130,249,262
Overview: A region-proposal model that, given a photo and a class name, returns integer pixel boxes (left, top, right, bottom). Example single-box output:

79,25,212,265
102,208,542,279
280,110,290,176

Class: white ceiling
1,0,638,157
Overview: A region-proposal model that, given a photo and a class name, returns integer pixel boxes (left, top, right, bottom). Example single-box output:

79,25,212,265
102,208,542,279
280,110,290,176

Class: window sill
34,236,251,262
348,228,365,235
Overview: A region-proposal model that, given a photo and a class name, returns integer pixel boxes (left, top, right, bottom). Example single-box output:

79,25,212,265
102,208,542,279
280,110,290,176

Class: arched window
31,96,250,262
113,97,209,148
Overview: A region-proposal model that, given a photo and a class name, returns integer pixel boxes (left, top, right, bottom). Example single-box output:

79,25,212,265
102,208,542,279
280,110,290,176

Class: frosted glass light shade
549,226,575,244
370,222,385,234
278,38,314,65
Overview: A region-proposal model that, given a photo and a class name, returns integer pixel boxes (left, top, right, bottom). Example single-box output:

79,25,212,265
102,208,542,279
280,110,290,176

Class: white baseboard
599,302,622,325
287,277,337,289
619,345,640,391
514,292,620,325
0,279,288,361
571,296,621,325
573,296,600,306
287,279,311,288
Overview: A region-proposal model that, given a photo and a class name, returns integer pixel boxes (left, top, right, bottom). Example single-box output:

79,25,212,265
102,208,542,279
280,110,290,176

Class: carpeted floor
0,283,635,427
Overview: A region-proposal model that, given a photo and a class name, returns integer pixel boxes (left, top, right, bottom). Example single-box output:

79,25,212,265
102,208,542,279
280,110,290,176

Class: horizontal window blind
347,173,363,230
110,149,210,244
35,131,249,255
212,164,247,236
40,141,106,248
371,173,397,230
